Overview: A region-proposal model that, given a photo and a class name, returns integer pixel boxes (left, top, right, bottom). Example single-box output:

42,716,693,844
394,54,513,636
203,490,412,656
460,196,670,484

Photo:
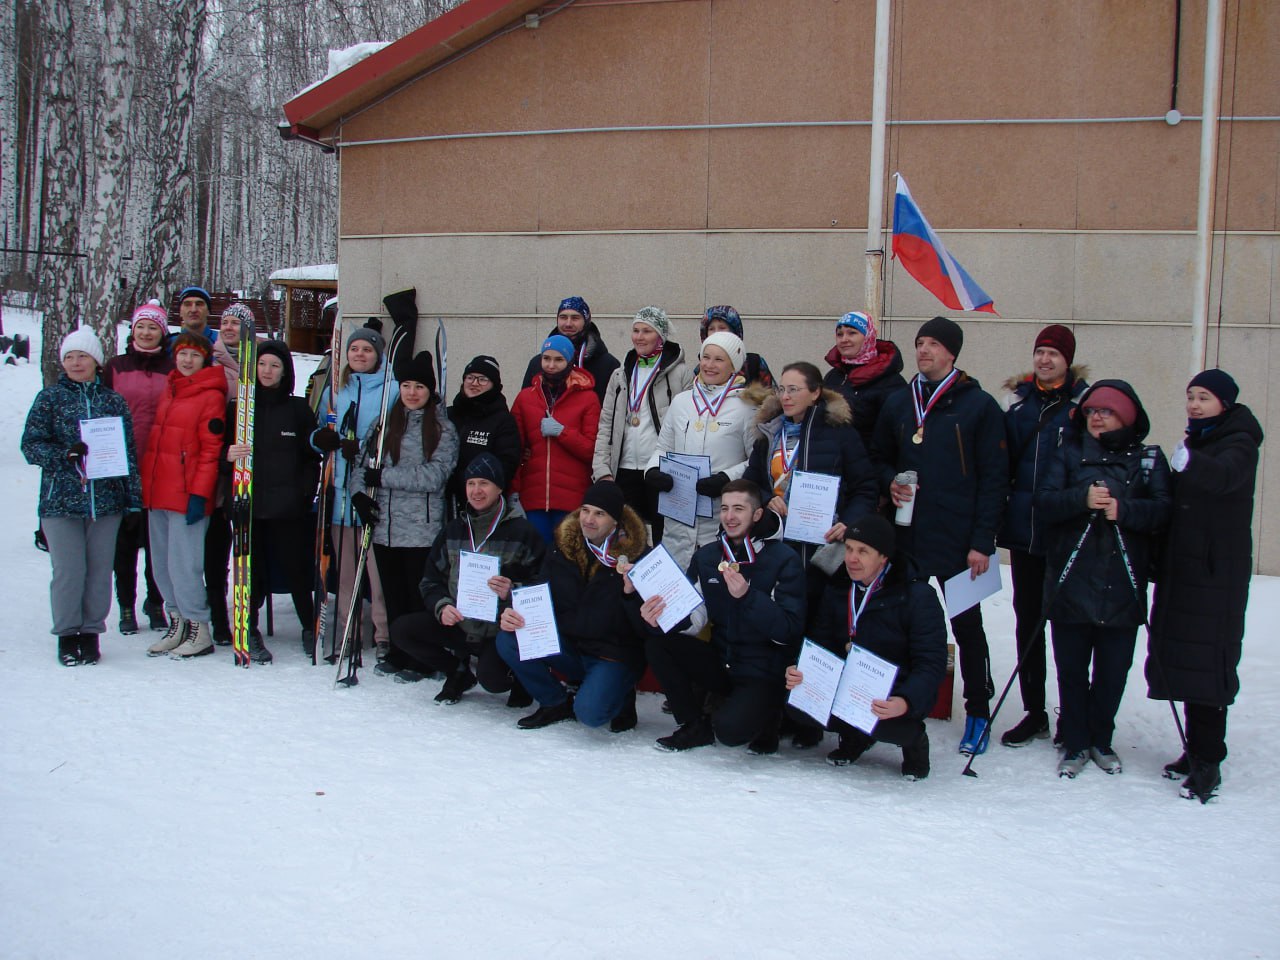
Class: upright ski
311,327,342,665
230,314,258,668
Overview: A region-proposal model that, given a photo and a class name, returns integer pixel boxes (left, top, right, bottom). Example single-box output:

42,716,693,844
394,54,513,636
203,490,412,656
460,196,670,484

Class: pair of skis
230,317,258,668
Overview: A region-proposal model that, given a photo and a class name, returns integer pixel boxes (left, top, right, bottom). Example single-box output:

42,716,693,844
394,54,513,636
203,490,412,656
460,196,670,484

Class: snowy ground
2,306,1277,959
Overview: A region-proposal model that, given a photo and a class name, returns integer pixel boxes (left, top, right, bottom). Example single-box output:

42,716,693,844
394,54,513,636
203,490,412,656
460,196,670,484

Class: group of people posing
23,291,1263,803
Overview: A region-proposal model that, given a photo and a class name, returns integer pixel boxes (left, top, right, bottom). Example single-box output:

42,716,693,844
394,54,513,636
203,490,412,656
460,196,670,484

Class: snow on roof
289,42,392,101
269,263,338,284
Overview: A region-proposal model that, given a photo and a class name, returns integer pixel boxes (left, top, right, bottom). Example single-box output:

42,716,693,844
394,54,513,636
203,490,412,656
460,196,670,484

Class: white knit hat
60,326,105,366
701,331,745,372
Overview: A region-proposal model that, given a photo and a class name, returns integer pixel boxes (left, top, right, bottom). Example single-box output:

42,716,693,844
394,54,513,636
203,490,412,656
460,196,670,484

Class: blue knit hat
837,311,872,336
701,305,743,340
177,286,212,308
464,452,505,488
541,334,576,363
557,296,591,323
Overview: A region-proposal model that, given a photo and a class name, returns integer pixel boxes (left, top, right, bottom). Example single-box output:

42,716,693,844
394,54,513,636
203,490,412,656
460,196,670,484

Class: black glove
753,506,781,541
67,441,88,464
313,427,341,453
351,491,379,526
363,466,382,489
644,467,675,493
695,472,731,498
340,438,361,460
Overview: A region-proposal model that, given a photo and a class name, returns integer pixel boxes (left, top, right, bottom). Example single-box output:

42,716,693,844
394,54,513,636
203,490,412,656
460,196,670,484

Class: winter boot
434,666,477,705
959,715,991,756
827,732,873,767
517,699,576,730
78,634,101,665
748,710,781,755
143,598,168,630
247,630,274,664
148,615,187,656
610,689,638,733
118,607,139,636
57,635,81,666
171,621,215,659
791,726,824,749
1089,746,1122,775
1180,757,1221,804
1163,753,1191,780
1057,750,1090,779
654,716,715,752
301,629,316,659
1001,711,1050,748
506,679,534,709
901,729,931,781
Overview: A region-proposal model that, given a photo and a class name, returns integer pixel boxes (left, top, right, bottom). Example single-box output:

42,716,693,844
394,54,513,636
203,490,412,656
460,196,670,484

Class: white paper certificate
943,555,1002,619
657,456,700,527
627,544,704,634
783,470,841,545
79,416,129,480
666,452,714,518
455,551,501,622
511,583,560,660
787,639,844,725
831,642,899,735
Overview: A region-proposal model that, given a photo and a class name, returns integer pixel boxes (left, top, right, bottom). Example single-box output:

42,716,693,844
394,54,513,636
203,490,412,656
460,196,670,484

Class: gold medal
717,561,740,573
630,415,641,427
694,419,704,432
709,421,719,433
912,427,924,444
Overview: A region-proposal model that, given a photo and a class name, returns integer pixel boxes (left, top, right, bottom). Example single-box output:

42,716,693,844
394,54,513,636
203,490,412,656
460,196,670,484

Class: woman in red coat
511,334,600,542
140,332,229,659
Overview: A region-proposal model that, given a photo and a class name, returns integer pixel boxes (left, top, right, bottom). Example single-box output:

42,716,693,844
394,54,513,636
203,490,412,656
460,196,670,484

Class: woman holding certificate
783,515,946,779
643,332,762,572
23,328,143,666
592,307,693,544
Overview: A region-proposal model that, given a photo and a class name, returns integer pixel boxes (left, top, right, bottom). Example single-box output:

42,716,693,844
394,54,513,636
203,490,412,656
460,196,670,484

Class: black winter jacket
1146,403,1263,706
1035,381,1171,628
744,387,879,565
446,387,522,500
822,340,909,449
521,321,620,404
542,505,650,669
870,372,1009,577
998,369,1089,555
809,560,948,719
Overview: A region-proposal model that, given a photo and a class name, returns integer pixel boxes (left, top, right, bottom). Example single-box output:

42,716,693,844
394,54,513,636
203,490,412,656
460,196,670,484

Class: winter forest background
0,0,458,380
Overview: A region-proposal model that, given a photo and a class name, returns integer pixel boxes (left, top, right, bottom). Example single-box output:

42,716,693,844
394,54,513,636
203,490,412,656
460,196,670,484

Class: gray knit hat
633,306,671,342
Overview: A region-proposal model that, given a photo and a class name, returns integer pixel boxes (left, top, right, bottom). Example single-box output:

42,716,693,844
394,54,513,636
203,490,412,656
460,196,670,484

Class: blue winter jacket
22,374,142,519
313,367,398,527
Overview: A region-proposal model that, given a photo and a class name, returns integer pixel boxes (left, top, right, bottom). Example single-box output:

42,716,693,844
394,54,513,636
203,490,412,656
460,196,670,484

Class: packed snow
268,263,338,284
2,306,1276,959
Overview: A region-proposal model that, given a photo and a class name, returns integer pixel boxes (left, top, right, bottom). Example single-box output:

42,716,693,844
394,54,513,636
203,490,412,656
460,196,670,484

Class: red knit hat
1034,324,1076,365
1083,385,1136,427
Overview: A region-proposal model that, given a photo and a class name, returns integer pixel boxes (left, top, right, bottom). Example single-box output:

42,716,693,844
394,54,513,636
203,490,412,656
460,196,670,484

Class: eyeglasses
776,385,810,397
1082,407,1116,419
462,374,491,385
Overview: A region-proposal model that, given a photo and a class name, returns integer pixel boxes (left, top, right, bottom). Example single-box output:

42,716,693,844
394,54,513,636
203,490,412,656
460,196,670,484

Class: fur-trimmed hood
554,503,648,578
1003,364,1090,395
749,385,853,429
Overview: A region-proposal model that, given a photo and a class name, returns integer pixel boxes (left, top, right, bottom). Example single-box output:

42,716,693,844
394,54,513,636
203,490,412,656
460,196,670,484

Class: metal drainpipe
1190,0,1225,376
864,0,891,324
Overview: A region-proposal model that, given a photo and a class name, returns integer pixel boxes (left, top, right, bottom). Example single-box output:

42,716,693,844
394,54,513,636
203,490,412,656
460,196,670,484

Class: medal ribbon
911,369,960,432
848,562,891,638
467,496,505,552
586,529,618,568
720,532,756,566
691,378,737,423
628,357,662,418
775,428,802,477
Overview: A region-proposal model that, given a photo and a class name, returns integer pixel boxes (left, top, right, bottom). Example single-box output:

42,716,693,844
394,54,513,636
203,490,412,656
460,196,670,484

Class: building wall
328,0,1279,571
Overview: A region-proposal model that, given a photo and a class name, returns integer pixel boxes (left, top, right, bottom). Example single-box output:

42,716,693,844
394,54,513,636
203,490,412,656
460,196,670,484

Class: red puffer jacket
511,368,600,512
141,365,229,514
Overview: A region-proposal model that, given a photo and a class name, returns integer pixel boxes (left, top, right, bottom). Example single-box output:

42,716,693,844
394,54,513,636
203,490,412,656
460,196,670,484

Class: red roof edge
282,0,537,131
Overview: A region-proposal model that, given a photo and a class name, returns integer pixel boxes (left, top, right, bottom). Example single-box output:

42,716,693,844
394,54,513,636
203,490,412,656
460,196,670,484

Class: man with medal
871,316,1008,756
643,331,763,571
592,307,694,545
783,515,947,780
497,480,650,732
632,480,806,753
379,454,546,705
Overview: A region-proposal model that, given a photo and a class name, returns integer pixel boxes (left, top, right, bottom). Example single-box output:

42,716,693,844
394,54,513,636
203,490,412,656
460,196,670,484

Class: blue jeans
496,630,640,728
525,509,569,543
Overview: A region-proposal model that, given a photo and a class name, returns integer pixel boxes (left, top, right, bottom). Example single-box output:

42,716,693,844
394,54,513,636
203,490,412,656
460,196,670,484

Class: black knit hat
916,316,963,360
845,514,896,558
1187,368,1239,408
400,350,437,395
464,355,502,389
464,452,505,488
581,480,626,524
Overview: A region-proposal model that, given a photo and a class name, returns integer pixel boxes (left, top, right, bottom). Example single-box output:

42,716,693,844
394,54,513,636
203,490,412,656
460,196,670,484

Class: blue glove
540,417,564,438
185,494,207,525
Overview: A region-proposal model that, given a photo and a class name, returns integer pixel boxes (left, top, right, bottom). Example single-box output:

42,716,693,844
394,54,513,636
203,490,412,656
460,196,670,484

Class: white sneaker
1089,746,1122,775
148,615,187,656
1058,750,1089,779
170,621,214,658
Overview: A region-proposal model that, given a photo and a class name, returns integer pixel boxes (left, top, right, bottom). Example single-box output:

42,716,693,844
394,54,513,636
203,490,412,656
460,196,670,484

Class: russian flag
892,174,997,315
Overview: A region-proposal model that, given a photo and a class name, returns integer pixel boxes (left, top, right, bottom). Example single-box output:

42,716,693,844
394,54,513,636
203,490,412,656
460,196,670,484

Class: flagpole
1190,0,1224,377
864,0,892,323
